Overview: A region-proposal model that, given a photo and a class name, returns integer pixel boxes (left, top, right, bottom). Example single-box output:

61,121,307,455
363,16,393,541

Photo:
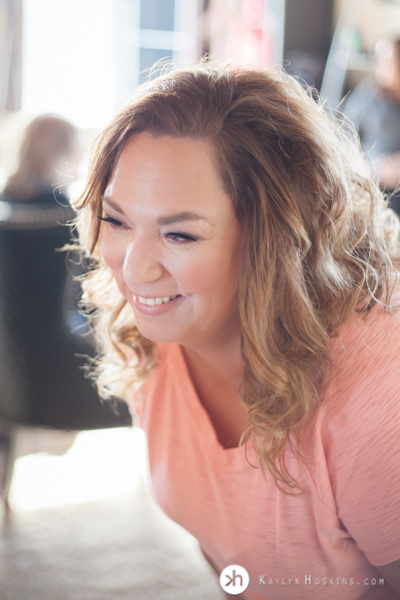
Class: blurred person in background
0,114,100,431
74,62,400,599
2,114,78,205
344,38,400,214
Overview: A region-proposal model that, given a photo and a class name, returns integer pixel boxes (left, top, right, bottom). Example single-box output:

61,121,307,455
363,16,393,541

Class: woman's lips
133,294,184,315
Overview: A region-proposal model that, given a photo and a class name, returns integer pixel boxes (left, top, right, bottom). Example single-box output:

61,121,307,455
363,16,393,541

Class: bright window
22,0,114,128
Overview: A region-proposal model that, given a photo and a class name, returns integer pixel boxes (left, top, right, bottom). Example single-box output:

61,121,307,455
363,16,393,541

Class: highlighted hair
74,62,400,492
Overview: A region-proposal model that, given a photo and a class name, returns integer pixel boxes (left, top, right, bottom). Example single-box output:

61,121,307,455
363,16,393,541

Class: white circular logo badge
219,564,250,595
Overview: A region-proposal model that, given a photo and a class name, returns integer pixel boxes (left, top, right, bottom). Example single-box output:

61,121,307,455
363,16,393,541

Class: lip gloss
133,294,185,316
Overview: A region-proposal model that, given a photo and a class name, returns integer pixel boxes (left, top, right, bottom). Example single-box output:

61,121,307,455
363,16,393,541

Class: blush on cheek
183,253,235,294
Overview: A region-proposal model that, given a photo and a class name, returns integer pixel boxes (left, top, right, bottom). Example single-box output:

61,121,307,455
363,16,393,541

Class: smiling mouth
136,294,182,306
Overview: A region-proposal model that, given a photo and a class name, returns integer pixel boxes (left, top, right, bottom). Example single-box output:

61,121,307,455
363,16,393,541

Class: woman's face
99,131,243,350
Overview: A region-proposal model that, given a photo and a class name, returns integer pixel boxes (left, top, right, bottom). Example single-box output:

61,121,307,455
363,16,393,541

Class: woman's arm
376,559,400,595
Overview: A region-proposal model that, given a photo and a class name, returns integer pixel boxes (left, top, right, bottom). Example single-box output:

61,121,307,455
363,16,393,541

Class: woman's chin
135,323,183,346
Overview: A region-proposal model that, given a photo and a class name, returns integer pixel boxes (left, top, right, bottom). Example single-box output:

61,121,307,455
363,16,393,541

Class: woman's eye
97,215,124,228
165,232,197,243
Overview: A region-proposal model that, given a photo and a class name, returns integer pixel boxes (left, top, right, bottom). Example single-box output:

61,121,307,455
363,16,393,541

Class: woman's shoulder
316,291,400,453
315,297,400,567
327,293,400,386
313,290,400,445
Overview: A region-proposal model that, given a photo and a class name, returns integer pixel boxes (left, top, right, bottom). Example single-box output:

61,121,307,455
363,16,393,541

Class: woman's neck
181,335,244,386
180,336,248,449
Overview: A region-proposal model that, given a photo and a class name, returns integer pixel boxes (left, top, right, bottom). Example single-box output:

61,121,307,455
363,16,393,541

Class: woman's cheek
172,253,214,294
99,234,130,296
100,232,123,273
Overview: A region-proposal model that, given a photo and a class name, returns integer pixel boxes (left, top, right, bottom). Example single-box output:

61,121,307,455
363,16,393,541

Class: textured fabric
129,301,400,600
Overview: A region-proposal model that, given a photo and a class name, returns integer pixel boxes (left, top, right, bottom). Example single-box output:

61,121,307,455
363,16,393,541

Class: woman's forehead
113,132,221,183
104,133,231,214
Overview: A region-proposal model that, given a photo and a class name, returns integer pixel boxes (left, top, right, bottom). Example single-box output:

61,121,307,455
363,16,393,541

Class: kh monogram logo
219,564,250,595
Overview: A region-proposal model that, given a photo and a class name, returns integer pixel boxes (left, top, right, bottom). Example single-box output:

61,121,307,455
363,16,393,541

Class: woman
344,38,400,214
75,63,400,599
3,114,78,203
0,113,126,434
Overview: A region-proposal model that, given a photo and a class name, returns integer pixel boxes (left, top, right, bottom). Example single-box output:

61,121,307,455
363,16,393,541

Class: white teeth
137,294,179,305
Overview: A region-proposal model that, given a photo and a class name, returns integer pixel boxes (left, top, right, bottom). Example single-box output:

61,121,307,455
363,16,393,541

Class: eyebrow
101,197,209,226
157,212,209,226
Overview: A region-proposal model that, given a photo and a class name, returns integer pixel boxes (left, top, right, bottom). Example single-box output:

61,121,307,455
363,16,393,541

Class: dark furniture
0,193,131,507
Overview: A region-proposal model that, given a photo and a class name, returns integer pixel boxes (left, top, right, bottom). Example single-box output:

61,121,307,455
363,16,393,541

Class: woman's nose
122,234,164,289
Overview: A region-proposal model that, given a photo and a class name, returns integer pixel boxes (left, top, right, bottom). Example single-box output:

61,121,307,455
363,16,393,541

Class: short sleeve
320,305,400,566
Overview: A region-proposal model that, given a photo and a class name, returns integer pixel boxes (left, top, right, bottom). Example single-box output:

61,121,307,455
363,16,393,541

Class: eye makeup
97,215,123,227
164,232,197,243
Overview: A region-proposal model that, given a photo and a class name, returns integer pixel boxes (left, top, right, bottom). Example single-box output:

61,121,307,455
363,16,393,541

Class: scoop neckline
172,342,254,467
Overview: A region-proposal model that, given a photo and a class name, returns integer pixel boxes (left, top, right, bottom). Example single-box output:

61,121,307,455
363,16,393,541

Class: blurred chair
0,198,132,508
0,116,131,509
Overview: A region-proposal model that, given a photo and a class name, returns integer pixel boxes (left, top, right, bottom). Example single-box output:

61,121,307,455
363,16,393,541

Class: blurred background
2,0,400,199
1,1,400,599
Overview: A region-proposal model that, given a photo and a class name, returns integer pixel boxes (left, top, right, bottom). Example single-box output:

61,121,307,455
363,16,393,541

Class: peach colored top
129,302,400,600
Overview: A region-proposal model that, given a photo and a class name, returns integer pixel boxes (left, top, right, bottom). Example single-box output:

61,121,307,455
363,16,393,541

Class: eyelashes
97,215,197,243
165,233,197,243
97,215,122,227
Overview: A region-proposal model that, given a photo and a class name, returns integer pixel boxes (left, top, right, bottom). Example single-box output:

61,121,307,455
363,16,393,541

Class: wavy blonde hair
74,62,400,492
